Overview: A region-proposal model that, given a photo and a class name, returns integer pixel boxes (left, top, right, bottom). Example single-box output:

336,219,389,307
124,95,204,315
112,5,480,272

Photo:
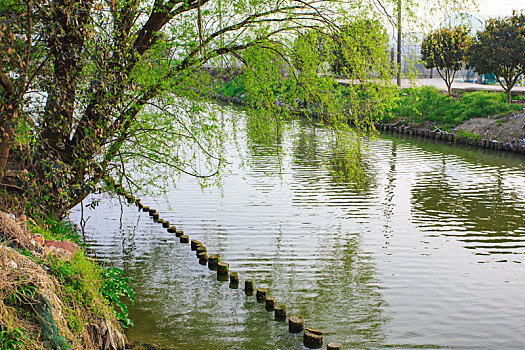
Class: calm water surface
71,108,525,349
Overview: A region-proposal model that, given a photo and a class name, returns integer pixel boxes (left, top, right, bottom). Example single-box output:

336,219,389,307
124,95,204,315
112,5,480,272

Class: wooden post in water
198,252,208,265
175,230,184,237
229,272,239,288
327,342,342,350
208,254,220,270
245,279,254,295
180,235,189,243
196,245,207,257
289,315,304,333
265,296,276,311
162,221,170,228
303,328,323,349
191,240,201,251
256,287,267,302
274,304,287,321
167,226,177,233
217,262,229,277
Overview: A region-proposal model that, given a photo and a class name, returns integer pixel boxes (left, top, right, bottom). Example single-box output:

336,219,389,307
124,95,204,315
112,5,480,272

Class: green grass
29,216,82,244
389,86,522,128
18,215,135,343
216,75,246,98
0,325,28,350
45,246,134,328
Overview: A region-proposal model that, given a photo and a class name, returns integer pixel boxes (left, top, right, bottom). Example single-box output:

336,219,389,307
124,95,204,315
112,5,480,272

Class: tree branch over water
0,0,472,216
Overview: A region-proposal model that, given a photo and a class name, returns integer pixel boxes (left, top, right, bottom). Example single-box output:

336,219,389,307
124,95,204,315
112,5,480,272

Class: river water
71,107,525,349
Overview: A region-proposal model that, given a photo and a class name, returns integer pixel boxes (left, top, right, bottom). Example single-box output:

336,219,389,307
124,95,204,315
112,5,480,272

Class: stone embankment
378,116,525,155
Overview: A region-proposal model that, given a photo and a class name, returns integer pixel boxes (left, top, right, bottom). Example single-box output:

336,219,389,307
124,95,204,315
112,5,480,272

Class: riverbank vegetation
216,75,522,130
0,211,132,349
467,12,525,104
386,87,523,128
421,26,472,96
421,12,525,104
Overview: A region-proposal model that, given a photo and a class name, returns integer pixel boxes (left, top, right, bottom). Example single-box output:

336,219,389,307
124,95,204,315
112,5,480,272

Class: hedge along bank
0,211,133,349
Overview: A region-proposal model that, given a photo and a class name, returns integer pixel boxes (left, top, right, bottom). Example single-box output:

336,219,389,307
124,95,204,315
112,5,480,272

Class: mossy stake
245,279,254,295
196,245,207,256
274,304,287,321
289,315,304,333
230,272,239,285
327,342,342,350
208,254,220,270
191,240,202,251
217,262,229,277
303,328,323,349
265,296,276,311
198,252,208,265
256,287,267,302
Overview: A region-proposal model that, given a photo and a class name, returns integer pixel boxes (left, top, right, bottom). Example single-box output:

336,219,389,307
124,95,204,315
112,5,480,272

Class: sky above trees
477,0,524,15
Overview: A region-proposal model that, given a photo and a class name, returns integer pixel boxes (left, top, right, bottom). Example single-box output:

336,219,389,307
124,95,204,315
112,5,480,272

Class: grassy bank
386,86,523,129
216,75,523,131
0,212,133,349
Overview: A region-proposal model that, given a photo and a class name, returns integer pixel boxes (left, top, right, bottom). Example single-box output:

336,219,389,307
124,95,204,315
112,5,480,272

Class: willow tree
0,0,465,217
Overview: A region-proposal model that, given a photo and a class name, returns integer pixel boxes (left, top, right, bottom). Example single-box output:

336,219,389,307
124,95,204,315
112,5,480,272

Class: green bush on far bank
389,86,522,128
216,75,246,98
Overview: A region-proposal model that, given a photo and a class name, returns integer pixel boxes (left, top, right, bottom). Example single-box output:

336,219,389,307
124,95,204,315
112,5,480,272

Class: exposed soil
454,112,525,142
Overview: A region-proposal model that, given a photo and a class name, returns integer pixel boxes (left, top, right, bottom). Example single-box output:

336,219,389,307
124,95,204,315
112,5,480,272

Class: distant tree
421,26,472,96
467,12,525,103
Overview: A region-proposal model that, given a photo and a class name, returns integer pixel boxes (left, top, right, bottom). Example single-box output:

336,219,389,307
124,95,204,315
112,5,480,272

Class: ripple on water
71,116,525,349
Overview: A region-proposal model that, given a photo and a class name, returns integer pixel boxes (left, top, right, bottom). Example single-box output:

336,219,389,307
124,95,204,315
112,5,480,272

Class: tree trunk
40,0,93,160
0,124,13,184
445,70,452,96
506,88,512,104
0,105,17,184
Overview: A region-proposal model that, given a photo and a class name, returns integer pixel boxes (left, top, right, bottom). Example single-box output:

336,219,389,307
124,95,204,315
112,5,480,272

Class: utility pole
396,0,402,87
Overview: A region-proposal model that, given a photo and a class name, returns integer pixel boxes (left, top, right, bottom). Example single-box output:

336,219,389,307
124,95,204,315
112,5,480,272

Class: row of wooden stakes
121,191,342,350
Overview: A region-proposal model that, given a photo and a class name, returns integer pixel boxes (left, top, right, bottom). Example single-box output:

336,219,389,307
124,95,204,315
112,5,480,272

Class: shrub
217,75,246,98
